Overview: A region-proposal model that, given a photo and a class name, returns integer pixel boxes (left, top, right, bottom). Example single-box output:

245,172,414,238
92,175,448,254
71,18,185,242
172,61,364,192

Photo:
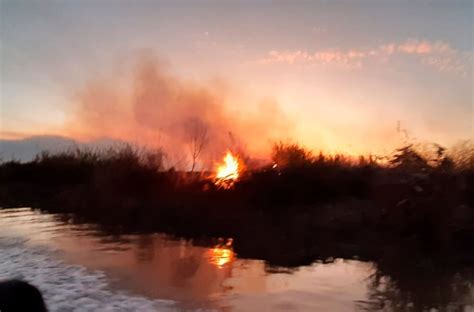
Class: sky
1,0,473,159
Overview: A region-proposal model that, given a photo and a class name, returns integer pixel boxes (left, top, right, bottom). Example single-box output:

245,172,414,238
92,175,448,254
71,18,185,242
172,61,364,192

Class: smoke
68,55,293,169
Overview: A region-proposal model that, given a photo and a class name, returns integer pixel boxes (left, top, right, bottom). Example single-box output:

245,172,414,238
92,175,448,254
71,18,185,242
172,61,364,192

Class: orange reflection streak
208,238,235,268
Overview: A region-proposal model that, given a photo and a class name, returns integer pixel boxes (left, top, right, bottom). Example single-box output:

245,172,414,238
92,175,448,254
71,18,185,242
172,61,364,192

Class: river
0,208,472,311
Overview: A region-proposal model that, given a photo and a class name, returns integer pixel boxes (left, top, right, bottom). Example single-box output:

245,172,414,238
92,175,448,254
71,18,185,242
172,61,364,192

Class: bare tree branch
185,118,209,172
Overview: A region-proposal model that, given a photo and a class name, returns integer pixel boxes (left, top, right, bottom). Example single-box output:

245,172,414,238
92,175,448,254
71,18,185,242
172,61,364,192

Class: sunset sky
1,0,472,158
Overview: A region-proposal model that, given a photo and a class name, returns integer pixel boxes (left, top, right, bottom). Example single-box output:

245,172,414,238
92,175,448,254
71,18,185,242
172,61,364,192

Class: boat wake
0,236,177,312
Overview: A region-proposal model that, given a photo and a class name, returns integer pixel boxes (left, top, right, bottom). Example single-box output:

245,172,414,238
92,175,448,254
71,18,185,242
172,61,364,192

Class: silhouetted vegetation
0,142,473,276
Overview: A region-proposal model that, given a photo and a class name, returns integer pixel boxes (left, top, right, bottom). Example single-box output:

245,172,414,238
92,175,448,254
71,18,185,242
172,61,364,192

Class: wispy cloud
258,39,472,75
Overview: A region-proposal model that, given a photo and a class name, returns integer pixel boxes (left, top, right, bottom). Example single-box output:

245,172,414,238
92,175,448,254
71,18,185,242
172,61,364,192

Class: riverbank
0,145,473,269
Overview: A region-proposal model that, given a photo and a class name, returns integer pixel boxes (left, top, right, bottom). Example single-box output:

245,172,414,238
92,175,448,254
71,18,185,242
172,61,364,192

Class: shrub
271,141,313,168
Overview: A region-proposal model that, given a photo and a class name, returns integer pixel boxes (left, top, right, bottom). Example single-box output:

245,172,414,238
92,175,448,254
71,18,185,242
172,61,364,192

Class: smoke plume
68,55,293,169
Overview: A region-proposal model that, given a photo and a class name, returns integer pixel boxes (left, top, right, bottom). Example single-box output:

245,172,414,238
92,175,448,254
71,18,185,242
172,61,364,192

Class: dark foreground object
0,280,47,312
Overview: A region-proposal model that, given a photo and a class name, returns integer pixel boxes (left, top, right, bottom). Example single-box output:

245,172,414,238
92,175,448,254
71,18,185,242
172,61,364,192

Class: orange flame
214,151,239,188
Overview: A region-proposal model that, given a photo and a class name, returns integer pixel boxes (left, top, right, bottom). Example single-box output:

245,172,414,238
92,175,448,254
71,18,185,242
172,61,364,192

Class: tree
185,118,209,172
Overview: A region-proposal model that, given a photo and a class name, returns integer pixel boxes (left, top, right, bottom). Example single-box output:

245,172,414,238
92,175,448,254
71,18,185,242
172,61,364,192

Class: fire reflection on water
208,238,234,268
2,209,470,311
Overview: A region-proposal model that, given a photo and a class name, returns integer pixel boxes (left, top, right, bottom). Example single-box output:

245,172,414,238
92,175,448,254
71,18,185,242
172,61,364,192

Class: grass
0,142,473,268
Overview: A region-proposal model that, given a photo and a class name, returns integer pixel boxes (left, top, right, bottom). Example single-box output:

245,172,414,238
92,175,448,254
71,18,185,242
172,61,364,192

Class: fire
214,151,240,188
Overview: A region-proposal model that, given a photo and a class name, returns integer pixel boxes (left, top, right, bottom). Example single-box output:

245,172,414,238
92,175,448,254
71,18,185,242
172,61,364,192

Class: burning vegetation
214,151,241,189
0,141,473,273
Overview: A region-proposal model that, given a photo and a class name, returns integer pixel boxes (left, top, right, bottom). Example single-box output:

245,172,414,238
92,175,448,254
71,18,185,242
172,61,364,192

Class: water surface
0,208,472,311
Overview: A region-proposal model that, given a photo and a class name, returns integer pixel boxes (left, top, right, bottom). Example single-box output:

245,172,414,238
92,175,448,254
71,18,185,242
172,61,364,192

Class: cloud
421,52,473,74
259,39,471,75
260,49,365,69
